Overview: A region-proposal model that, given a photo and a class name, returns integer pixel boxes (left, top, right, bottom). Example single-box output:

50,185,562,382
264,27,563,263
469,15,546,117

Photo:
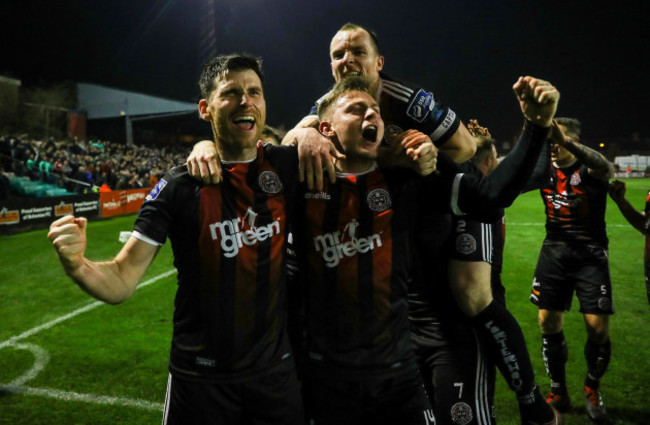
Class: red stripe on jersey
367,172,394,339
197,152,287,364
556,168,571,220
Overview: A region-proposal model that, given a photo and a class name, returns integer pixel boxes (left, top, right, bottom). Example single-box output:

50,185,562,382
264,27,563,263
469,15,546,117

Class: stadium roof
76,83,196,120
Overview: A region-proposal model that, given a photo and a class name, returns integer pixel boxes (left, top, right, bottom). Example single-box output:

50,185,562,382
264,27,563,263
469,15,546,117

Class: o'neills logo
313,219,382,268
208,207,281,258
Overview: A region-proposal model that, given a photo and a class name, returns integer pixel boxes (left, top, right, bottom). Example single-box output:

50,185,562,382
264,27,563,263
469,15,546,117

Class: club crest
259,171,282,194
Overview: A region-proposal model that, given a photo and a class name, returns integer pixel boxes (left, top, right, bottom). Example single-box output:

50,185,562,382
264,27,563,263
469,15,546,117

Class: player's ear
376,55,384,72
198,99,211,121
319,121,336,138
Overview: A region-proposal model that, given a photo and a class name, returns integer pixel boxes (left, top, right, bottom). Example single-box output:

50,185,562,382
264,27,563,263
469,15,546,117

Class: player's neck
336,158,376,175
217,142,258,162
554,157,577,169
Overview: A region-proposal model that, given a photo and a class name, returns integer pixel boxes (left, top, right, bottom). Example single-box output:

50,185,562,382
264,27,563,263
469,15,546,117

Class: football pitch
1,179,649,424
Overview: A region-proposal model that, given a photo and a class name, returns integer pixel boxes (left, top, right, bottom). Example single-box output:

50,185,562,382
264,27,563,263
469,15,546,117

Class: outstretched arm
48,215,159,304
550,121,615,181
437,76,559,214
608,180,648,235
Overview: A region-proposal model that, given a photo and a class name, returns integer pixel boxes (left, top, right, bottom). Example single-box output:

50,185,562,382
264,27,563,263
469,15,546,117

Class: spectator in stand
0,165,10,200
148,170,159,188
38,154,54,183
26,153,39,180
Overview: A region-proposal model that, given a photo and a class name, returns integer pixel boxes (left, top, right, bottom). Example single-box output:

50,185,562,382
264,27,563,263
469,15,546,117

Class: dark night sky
2,0,648,143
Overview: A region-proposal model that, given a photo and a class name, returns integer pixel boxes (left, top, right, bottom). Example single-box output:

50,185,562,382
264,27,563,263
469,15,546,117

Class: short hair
554,117,581,138
199,54,264,99
471,137,497,167
336,22,381,55
261,125,286,145
317,76,374,121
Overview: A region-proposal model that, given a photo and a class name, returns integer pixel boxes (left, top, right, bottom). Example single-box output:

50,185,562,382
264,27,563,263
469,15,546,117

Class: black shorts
530,242,614,314
302,366,434,425
419,328,496,425
162,367,304,425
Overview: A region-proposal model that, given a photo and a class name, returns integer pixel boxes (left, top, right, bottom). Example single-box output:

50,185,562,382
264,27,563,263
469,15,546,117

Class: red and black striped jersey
541,161,609,248
293,121,549,373
293,167,421,377
134,142,299,382
308,71,460,147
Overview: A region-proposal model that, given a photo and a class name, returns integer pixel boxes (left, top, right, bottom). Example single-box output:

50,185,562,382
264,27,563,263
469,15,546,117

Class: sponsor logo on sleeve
407,89,435,123
145,178,167,201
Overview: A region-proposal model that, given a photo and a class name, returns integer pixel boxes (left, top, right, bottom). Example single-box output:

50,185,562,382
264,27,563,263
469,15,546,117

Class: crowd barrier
0,188,151,235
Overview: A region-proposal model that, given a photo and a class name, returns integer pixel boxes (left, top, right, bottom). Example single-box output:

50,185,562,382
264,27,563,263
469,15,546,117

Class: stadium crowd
0,135,191,196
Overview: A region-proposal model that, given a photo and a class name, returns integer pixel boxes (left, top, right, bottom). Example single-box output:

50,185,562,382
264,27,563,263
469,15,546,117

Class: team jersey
134,142,299,382
293,167,423,377
308,71,460,146
295,121,547,374
540,160,609,248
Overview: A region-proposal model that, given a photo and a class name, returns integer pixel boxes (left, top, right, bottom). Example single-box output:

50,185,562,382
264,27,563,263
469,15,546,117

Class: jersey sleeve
133,165,197,245
380,74,460,146
428,120,549,217
523,139,551,192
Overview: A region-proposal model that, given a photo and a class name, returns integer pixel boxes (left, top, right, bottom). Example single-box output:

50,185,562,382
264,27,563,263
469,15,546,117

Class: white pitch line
0,269,176,350
507,222,629,228
7,343,50,387
0,384,164,411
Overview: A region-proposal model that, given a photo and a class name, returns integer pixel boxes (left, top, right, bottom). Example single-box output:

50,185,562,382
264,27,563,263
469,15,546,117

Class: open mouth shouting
362,125,378,143
233,115,256,131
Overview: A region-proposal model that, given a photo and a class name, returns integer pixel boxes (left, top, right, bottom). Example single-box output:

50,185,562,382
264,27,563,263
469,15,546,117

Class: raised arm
439,121,478,164
48,215,159,304
436,76,559,214
608,180,648,234
523,140,551,193
549,121,615,181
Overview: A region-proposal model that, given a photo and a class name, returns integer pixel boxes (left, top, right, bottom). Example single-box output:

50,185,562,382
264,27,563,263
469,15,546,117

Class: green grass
1,180,650,424
494,178,650,425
